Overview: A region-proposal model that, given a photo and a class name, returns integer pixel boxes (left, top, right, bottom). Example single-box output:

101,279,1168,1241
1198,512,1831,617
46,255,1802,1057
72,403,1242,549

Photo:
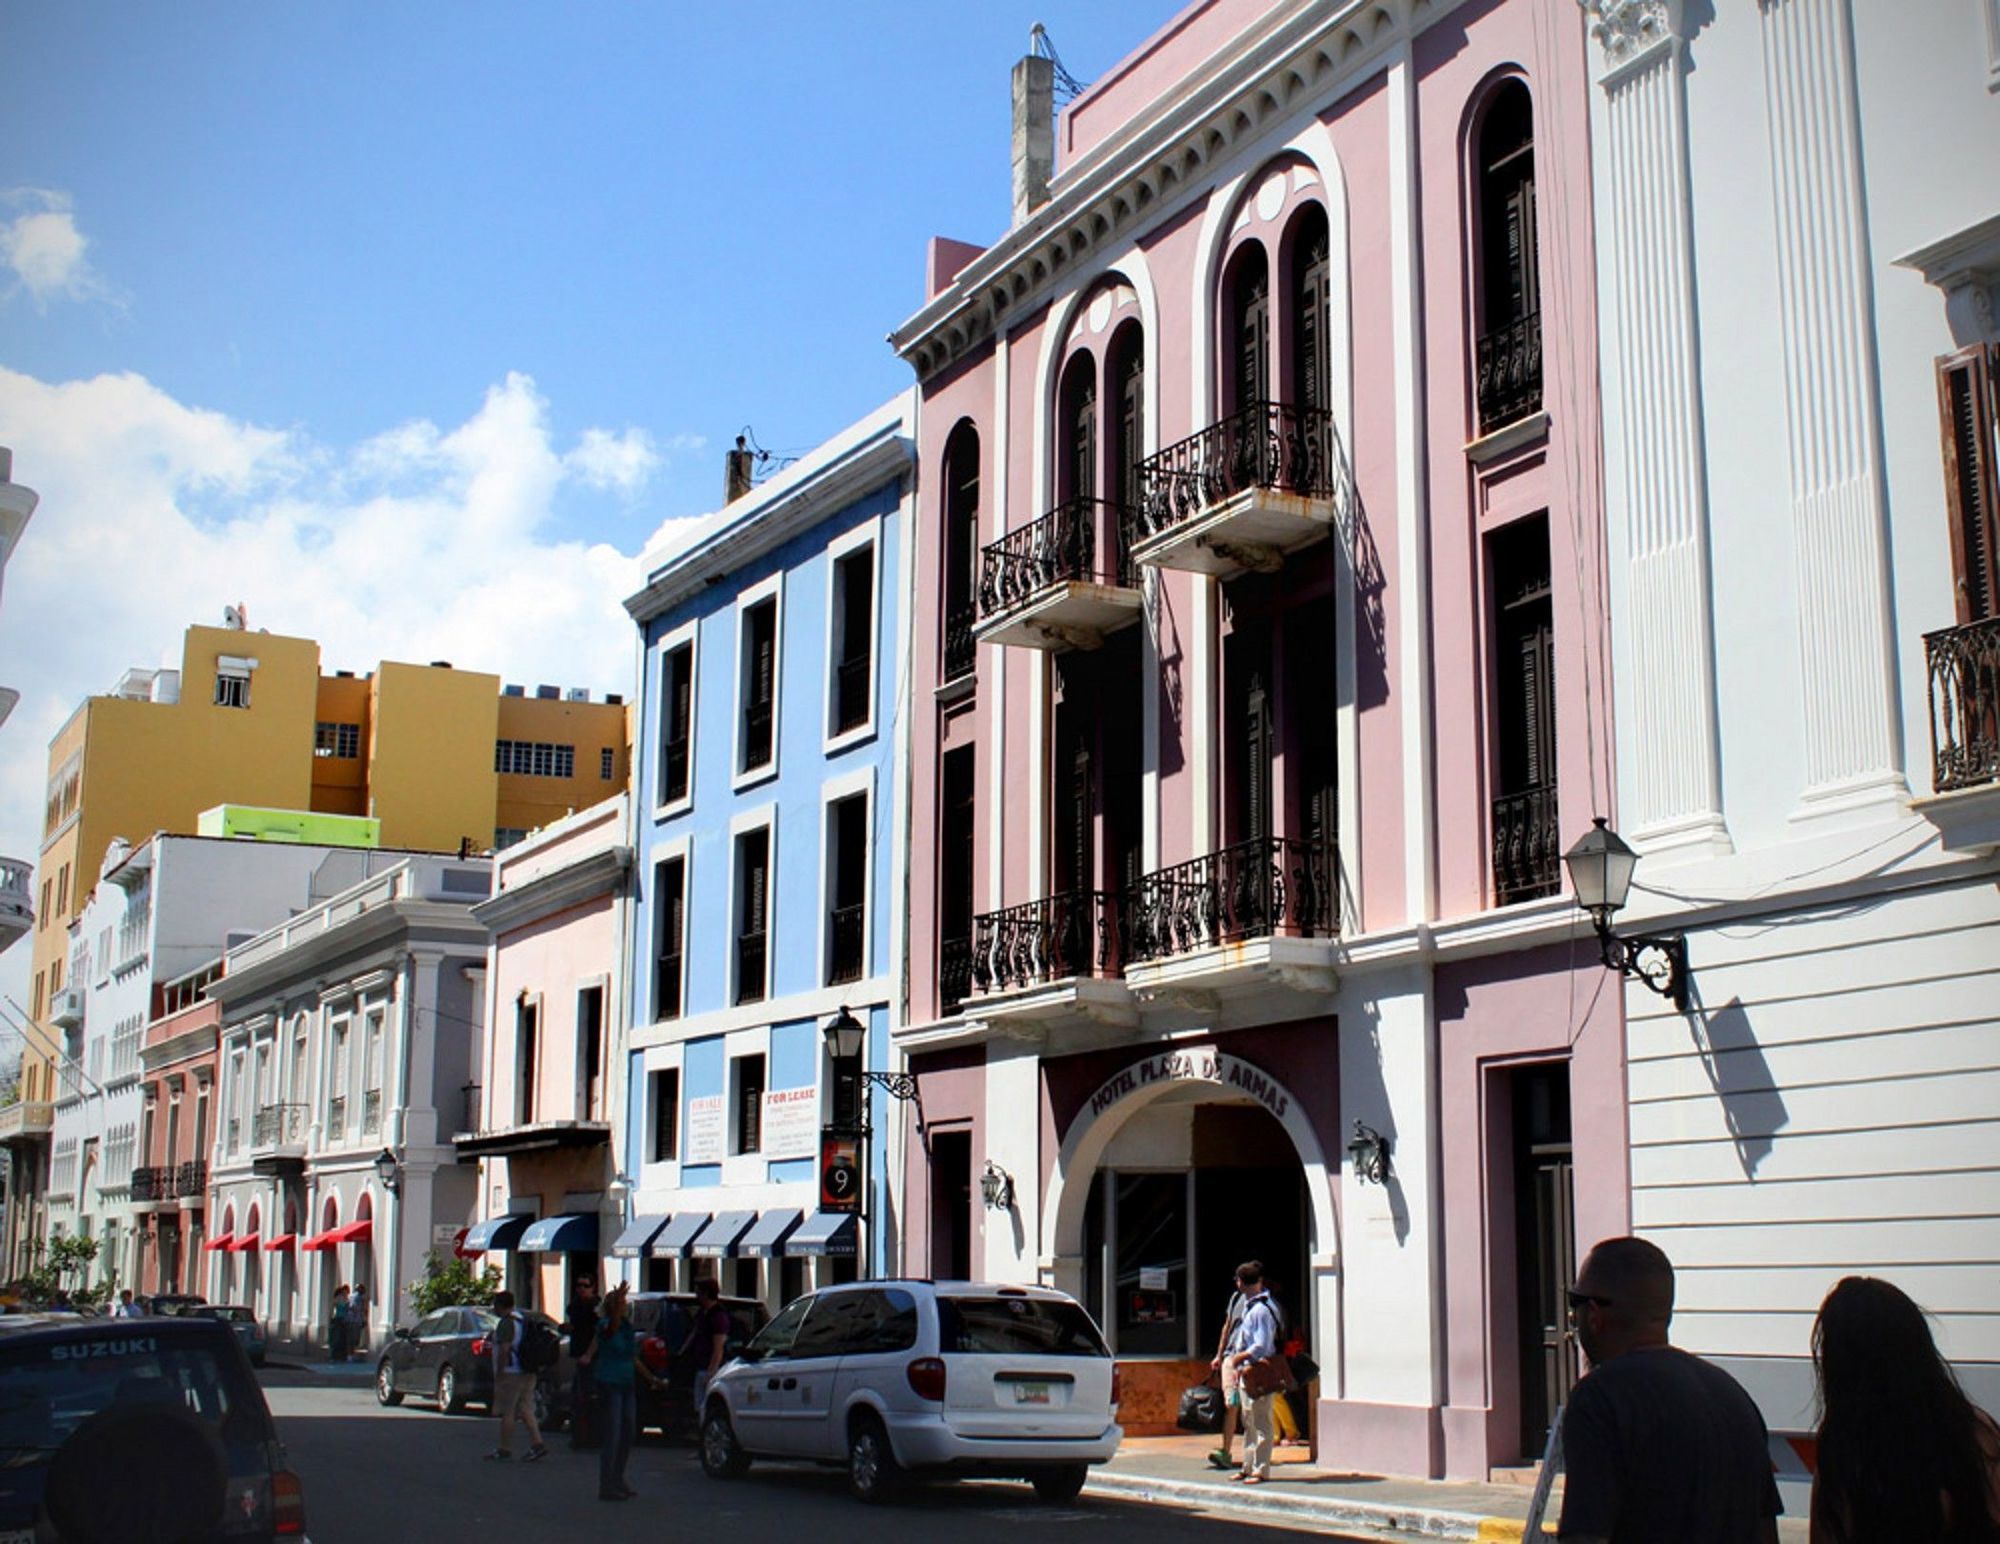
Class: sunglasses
1566,1289,1614,1312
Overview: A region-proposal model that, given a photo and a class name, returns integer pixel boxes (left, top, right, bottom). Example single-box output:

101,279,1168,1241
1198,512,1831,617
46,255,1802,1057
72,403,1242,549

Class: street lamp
820,1007,922,1132
372,1148,402,1196
1561,817,1690,1011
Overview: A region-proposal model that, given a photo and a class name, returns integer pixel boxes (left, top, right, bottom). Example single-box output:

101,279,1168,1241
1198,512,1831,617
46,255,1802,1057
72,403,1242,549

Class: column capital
1579,0,1685,76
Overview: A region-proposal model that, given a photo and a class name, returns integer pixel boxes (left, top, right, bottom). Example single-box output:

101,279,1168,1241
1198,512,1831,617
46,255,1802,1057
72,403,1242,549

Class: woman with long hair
1811,1276,2000,1542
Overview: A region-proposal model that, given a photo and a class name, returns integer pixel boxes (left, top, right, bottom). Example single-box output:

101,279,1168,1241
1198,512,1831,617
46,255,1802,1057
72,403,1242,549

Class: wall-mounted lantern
1561,816,1690,1011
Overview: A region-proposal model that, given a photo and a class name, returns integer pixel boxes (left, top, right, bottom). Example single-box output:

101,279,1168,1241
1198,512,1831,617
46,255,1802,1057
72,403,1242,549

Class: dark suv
0,1314,308,1541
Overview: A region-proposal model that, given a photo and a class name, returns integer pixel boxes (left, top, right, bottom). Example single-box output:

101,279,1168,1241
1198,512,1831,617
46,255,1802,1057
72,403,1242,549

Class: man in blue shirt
1225,1261,1284,1483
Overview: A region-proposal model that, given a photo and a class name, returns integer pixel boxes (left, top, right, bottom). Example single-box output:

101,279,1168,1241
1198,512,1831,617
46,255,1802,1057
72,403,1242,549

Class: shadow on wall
1152,578,1185,780
1345,994,1411,1246
1331,433,1388,713
1687,990,1789,1179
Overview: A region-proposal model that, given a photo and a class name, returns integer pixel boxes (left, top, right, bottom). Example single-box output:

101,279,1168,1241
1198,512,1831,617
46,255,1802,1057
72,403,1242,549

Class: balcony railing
1475,311,1543,434
1492,785,1561,907
1128,836,1338,964
940,933,973,1016
252,1103,306,1147
1132,401,1341,544
1925,616,2000,793
835,655,871,734
944,604,977,683
743,701,774,771
326,1096,347,1140
971,890,1126,996
736,930,768,1005
827,904,866,986
977,497,1135,622
130,1165,166,1202
362,1088,383,1137
176,1159,207,1199
225,1116,241,1155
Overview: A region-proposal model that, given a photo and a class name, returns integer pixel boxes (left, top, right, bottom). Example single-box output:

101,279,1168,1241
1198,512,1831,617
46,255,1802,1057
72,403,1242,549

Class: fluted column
1581,0,1731,856
1758,0,1905,812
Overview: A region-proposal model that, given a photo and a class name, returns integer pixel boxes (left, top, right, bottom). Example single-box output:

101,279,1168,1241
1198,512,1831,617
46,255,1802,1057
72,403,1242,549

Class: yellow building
6,620,628,1274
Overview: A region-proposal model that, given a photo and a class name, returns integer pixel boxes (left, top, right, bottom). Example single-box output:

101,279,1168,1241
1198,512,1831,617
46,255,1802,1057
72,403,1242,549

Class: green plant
405,1250,500,1316
21,1232,101,1307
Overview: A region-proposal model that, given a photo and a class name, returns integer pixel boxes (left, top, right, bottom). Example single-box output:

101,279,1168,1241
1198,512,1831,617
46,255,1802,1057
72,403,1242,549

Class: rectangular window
494,740,576,778
739,597,778,775
1490,514,1559,905
214,671,249,709
314,721,360,759
493,827,529,851
654,856,685,1021
514,999,539,1125
599,746,615,781
734,828,770,1006
826,793,868,986
730,1052,766,1155
577,985,604,1121
831,544,874,736
648,1067,680,1162
1938,345,2000,624
660,640,694,805
939,746,975,1015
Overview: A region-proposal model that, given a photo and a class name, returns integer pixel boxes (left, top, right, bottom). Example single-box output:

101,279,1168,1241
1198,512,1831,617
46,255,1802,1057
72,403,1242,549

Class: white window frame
574,972,611,1122
816,767,876,990
654,618,700,820
650,833,693,1026
513,991,543,1127
214,654,256,709
638,1043,685,1188
727,1047,767,1158
721,1023,773,1187
726,804,777,1008
731,573,784,791
822,518,883,754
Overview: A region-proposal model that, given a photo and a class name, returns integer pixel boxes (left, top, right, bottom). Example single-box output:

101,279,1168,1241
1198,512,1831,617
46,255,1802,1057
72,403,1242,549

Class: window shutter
1239,274,1271,411
1074,373,1098,502
1297,233,1330,413
1245,671,1273,843
1519,618,1557,790
1939,346,2000,624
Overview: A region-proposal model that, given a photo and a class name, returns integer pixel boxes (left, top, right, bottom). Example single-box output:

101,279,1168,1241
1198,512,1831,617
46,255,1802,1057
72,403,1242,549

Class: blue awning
610,1214,669,1260
647,1211,711,1259
690,1210,758,1258
518,1214,598,1254
462,1213,533,1253
738,1209,801,1258
786,1212,859,1258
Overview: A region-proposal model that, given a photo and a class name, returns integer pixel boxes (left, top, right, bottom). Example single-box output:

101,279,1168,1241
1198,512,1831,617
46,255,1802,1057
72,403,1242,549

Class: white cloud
1,190,109,308
0,369,706,1000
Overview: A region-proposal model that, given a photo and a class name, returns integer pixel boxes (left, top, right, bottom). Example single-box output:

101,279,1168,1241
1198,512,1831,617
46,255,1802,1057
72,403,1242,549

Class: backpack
515,1315,561,1373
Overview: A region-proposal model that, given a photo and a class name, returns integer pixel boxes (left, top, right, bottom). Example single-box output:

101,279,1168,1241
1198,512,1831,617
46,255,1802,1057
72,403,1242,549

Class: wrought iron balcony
943,603,977,684
1492,785,1561,906
362,1088,384,1137
835,655,872,733
130,1165,167,1202
1128,836,1338,964
251,1102,306,1148
1475,311,1543,435
939,933,973,1017
975,497,1142,651
736,929,768,1005
827,903,866,986
176,1159,207,1199
325,1096,346,1140
1129,401,1345,577
742,701,774,772
1925,617,2000,793
971,890,1127,996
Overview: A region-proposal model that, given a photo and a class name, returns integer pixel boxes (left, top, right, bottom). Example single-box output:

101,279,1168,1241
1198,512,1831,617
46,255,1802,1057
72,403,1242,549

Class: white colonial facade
207,853,490,1350
1581,0,2000,1507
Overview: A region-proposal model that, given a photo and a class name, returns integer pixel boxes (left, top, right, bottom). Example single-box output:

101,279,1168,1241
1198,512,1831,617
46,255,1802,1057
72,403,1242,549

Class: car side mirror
394,1326,412,1340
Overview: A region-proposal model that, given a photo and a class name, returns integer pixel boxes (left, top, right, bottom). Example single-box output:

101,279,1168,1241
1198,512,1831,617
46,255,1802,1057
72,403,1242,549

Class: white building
207,853,489,1351
1580,0,2000,1507
44,833,389,1294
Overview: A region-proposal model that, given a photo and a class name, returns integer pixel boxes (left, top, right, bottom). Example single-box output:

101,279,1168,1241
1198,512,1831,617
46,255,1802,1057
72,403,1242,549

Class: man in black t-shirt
1558,1237,1781,1544
566,1276,599,1450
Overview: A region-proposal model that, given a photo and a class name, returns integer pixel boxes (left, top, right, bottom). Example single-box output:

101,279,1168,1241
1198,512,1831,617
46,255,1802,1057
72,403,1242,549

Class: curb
1086,1468,1524,1540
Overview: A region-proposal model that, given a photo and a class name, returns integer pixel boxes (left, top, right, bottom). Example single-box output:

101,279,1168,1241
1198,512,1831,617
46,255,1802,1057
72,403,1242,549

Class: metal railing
736,930,768,1005
944,604,977,683
1128,836,1338,963
1926,616,2000,793
361,1088,383,1137
742,701,774,771
176,1160,206,1199
661,736,690,803
835,656,871,733
971,890,1127,995
1492,786,1561,906
130,1165,166,1202
252,1103,306,1147
1132,401,1342,544
325,1096,347,1140
939,934,973,1016
1475,311,1543,434
827,904,866,986
977,497,1135,621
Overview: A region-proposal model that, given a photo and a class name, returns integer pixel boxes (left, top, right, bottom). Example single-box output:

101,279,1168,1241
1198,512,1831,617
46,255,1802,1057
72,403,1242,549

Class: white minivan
699,1279,1122,1503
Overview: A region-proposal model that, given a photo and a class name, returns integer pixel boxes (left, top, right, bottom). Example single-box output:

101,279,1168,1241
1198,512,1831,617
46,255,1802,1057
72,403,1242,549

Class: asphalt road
259,1364,1380,1544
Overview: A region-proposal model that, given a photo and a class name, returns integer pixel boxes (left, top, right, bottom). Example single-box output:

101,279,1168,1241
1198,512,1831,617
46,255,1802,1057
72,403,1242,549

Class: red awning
227,1234,261,1253
263,1233,295,1252
202,1234,236,1252
296,1230,331,1252
321,1219,372,1247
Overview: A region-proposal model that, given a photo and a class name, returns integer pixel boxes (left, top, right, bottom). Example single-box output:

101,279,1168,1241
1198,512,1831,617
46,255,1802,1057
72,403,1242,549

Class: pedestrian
1207,1268,1251,1471
328,1284,350,1363
112,1289,140,1319
682,1278,733,1419
347,1283,369,1360
566,1273,601,1450
583,1283,664,1502
1809,1275,2000,1543
1557,1236,1781,1543
484,1290,550,1463
1224,1262,1284,1485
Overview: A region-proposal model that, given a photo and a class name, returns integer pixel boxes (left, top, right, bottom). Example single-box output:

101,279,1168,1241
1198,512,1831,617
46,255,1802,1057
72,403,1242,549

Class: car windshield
199,1308,255,1325
0,1333,271,1463
936,1296,1109,1358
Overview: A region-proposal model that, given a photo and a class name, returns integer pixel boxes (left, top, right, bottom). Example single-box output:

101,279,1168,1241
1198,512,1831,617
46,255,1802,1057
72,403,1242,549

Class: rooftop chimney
1012,50,1055,225
725,436,755,504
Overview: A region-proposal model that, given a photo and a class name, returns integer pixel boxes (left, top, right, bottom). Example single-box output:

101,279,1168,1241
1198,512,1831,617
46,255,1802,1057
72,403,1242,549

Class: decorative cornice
1578,0,1684,73
471,844,632,933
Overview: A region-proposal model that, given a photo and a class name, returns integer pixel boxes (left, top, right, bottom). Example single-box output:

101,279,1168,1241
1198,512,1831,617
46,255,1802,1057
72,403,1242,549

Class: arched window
1475,80,1541,430
1057,353,1098,504
1226,245,1272,416
941,422,980,682
1287,206,1331,415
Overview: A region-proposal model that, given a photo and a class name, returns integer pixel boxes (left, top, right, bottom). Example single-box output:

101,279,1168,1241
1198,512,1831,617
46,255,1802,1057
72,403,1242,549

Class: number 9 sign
820,1129,864,1214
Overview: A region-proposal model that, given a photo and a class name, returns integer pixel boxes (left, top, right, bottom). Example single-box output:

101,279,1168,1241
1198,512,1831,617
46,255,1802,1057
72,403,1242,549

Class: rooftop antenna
1029,22,1088,107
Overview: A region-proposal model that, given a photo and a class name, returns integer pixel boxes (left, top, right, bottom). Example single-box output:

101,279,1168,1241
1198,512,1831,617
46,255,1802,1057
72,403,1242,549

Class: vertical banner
819,1127,865,1214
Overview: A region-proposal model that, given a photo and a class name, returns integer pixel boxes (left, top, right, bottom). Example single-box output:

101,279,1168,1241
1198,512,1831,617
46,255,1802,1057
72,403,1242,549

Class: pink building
132,963,222,1298
890,0,1623,1479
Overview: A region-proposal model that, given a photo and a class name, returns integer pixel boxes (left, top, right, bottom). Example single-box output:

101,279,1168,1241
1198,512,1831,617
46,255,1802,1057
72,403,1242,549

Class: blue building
614,395,914,1310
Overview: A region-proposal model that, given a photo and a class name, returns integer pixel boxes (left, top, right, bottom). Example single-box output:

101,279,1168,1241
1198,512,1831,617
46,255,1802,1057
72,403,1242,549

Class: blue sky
0,1,1173,1026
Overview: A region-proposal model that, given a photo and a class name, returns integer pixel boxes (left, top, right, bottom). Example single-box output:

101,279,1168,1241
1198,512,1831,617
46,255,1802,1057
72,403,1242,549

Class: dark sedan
628,1292,767,1439
374,1306,569,1420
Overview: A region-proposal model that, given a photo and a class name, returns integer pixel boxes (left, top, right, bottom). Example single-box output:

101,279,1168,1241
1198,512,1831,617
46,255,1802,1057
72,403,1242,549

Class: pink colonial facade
891,0,1623,1479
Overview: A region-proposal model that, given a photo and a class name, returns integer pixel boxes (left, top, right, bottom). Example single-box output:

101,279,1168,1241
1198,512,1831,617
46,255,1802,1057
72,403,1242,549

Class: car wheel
847,1413,902,1504
699,1407,749,1479
375,1360,403,1407
1031,1464,1088,1504
437,1363,465,1415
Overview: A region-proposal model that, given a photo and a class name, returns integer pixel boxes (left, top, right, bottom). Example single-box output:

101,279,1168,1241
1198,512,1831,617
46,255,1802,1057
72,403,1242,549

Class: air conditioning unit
51,986,85,1028
565,688,589,702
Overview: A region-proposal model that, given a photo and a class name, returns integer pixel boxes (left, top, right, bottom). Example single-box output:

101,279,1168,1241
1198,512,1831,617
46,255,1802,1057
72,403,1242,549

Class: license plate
1012,1382,1051,1405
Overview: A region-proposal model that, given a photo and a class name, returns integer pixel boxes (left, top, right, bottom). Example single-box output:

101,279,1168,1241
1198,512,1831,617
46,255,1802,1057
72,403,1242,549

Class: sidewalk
263,1333,376,1380
1089,1435,1809,1542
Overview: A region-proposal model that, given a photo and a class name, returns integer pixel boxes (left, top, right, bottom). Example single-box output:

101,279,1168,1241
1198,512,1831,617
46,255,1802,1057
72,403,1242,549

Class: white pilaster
987,337,1010,910
980,1041,1041,1283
